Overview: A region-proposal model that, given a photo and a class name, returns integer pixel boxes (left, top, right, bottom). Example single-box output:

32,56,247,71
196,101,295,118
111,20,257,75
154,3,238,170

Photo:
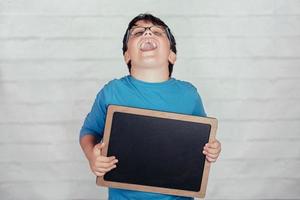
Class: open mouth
139,39,158,52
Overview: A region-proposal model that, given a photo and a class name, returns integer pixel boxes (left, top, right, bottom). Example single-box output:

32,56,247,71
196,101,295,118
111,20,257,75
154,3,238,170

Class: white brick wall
1,0,300,199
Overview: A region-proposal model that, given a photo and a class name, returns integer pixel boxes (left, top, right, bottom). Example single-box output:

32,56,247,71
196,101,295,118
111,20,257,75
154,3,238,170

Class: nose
143,28,153,37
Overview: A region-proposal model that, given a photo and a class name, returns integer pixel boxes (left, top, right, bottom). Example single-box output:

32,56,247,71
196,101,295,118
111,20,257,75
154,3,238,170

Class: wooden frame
96,105,218,198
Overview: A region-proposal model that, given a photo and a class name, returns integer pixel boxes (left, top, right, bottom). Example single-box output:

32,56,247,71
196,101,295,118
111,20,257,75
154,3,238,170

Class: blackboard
97,105,218,198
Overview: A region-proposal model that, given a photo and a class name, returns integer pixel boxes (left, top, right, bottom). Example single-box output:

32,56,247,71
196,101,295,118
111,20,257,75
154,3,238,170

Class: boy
80,13,221,200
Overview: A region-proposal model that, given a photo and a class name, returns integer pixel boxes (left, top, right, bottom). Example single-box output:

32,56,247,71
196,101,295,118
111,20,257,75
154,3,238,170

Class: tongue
140,42,156,51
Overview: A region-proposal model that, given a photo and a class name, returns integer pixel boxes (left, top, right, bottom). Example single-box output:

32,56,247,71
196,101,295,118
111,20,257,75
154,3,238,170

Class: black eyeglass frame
124,25,171,46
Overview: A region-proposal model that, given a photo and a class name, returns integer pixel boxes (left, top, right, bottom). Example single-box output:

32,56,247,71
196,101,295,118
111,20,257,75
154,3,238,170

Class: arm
79,86,118,176
80,134,98,162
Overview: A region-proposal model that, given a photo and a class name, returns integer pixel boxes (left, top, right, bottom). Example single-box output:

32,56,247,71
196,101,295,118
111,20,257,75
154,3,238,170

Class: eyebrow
131,25,164,29
131,25,152,28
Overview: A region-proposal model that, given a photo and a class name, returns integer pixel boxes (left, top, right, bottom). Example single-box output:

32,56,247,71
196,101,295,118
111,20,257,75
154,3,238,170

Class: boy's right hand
89,142,118,177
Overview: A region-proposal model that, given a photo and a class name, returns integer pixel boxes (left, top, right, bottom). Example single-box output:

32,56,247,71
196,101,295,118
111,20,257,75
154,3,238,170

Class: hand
203,139,221,163
89,142,118,177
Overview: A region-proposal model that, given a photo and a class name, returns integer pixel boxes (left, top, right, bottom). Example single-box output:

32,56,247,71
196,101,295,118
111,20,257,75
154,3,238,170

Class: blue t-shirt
80,75,207,200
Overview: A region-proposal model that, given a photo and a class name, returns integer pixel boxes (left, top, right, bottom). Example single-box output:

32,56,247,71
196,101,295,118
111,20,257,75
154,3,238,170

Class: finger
99,142,106,149
93,142,106,155
95,159,118,168
204,147,221,154
206,157,216,163
206,142,218,149
205,141,221,149
94,142,105,150
212,140,221,148
93,145,101,156
97,156,117,163
104,164,117,172
94,165,117,173
203,150,219,159
94,167,109,174
207,140,219,148
94,171,105,177
93,143,103,156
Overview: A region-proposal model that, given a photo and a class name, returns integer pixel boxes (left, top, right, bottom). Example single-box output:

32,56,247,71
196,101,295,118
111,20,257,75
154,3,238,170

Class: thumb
93,142,106,156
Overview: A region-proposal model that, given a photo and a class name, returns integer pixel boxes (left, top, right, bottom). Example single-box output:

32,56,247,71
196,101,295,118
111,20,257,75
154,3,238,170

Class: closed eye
133,31,144,36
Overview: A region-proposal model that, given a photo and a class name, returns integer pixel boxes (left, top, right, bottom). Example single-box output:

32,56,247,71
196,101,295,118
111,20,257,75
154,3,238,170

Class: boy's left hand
203,139,221,163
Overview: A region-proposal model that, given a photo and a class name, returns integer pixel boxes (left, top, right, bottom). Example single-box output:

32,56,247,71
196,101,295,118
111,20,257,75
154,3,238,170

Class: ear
168,50,176,64
124,51,131,64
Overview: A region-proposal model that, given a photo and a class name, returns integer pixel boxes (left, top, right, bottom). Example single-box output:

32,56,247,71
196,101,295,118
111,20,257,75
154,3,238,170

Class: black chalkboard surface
97,105,218,198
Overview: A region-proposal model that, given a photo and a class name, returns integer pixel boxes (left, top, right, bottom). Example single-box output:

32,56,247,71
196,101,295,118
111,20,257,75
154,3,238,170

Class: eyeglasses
125,25,171,43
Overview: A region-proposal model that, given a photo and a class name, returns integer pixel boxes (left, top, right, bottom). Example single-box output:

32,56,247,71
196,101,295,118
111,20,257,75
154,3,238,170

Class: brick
218,120,300,141
0,80,105,103
217,140,300,159
206,99,300,120
0,102,91,123
193,78,300,100
207,178,300,198
177,37,300,58
0,60,128,81
2,15,300,38
0,38,122,59
276,37,300,57
174,58,300,79
0,143,85,162
212,159,300,179
0,161,91,182
1,123,81,143
0,15,128,38
0,0,275,15
0,180,107,199
275,0,300,15
186,16,300,37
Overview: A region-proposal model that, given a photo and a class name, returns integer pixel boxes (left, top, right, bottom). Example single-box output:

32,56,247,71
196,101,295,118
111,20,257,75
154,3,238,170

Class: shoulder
173,78,198,93
97,76,129,94
172,78,203,102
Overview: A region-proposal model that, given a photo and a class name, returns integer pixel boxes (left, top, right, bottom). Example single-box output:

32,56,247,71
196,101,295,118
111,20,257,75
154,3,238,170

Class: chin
138,61,164,69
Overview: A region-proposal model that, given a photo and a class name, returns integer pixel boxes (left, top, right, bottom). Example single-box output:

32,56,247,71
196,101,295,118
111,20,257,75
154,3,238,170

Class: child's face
124,20,176,71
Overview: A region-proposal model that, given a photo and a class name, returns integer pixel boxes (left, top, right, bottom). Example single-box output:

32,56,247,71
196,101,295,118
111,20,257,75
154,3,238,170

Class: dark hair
122,13,177,77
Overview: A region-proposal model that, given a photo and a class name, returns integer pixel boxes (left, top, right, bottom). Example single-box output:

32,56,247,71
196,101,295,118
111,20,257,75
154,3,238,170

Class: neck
130,65,170,83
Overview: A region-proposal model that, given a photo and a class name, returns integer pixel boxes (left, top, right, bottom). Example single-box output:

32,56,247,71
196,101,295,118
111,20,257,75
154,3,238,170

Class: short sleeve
79,88,108,142
193,90,207,117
